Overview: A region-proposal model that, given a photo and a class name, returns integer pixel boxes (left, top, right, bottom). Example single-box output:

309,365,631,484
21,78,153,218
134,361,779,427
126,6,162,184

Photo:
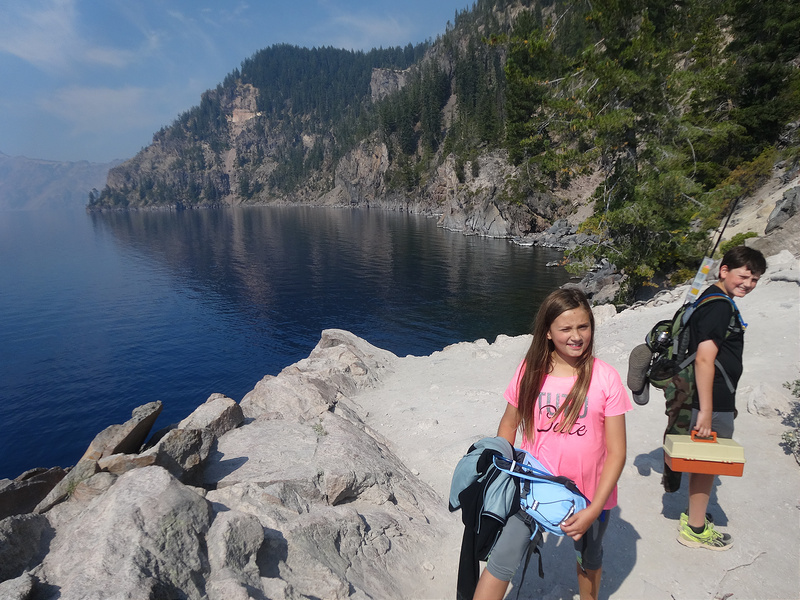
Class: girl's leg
577,565,602,600
473,569,511,600
477,513,533,600
574,510,609,600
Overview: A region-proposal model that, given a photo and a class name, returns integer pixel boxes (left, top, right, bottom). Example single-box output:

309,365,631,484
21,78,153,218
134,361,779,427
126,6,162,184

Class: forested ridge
90,0,800,299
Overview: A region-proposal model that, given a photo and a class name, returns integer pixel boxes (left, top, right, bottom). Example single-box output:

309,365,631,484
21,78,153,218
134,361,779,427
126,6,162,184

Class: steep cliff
87,4,572,241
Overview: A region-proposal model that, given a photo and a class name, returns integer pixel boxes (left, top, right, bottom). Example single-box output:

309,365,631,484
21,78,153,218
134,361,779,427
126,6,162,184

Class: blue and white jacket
449,436,520,600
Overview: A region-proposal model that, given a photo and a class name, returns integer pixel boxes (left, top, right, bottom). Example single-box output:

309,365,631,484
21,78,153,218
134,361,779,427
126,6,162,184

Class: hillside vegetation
89,0,800,299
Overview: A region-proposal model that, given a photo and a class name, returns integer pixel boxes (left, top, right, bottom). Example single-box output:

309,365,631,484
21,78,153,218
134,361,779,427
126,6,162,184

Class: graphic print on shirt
536,391,588,436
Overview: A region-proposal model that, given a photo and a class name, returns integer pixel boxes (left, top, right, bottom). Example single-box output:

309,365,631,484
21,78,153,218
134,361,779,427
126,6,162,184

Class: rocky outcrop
0,330,450,600
0,513,51,583
765,186,799,234
318,138,392,208
526,218,600,250
748,186,800,259
565,258,626,305
435,152,561,238
33,401,164,514
370,68,410,102
36,467,213,599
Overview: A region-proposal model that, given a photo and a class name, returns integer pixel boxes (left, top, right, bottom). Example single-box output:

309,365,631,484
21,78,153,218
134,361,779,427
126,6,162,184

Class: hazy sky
0,0,470,164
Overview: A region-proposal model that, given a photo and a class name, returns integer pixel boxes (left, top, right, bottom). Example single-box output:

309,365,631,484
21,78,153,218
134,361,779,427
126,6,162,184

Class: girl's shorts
485,509,610,581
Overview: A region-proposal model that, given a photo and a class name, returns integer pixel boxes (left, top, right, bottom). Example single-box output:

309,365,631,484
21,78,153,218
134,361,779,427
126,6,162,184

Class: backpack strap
514,524,544,600
693,292,744,334
680,293,740,394
677,351,736,394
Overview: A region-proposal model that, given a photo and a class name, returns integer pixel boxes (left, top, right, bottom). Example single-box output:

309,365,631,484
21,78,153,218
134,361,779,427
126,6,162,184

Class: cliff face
433,151,560,237
87,5,575,240
95,71,565,241
370,68,410,102
102,82,283,209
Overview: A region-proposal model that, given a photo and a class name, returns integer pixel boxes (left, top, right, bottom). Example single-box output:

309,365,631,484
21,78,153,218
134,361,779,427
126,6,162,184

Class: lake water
0,206,571,479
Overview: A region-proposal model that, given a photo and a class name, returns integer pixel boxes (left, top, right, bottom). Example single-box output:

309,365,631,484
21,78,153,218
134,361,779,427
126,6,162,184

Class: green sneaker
678,521,733,551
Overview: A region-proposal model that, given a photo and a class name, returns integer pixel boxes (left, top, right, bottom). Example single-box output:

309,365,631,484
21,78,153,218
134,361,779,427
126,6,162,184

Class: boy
678,245,767,550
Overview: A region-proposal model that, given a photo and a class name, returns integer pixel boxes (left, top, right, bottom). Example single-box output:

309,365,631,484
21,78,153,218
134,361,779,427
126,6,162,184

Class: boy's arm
694,339,719,437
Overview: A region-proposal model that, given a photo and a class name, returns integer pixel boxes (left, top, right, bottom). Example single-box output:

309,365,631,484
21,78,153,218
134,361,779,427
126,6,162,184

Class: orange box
663,432,745,477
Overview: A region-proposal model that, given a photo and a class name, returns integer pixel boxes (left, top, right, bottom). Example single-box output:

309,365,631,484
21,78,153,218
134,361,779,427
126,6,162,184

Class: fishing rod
685,194,742,303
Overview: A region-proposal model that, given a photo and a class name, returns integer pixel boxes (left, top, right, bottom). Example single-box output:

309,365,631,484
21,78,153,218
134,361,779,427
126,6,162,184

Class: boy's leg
679,410,734,550
687,408,734,528
687,472,714,529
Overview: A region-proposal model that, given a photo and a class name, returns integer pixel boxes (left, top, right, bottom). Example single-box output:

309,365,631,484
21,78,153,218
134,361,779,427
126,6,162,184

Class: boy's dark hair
720,245,767,275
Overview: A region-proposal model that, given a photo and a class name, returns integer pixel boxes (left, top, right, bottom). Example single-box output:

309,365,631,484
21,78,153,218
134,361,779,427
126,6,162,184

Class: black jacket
449,437,520,600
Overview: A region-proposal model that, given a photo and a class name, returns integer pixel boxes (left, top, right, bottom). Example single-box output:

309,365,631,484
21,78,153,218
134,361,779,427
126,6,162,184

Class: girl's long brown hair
517,288,595,442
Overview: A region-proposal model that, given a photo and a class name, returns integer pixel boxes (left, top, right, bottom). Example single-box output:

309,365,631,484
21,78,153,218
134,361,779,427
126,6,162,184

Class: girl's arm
560,413,627,540
497,403,521,446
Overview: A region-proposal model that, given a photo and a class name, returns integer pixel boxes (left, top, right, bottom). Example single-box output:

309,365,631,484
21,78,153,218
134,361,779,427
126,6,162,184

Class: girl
474,288,630,600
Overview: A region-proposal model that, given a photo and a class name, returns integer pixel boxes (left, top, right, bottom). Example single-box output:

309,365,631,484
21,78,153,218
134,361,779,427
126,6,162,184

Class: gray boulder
69,472,117,503
34,466,212,600
206,510,265,600
565,258,624,304
34,458,99,514
179,393,244,438
81,401,163,461
34,402,164,514
0,572,35,600
0,513,51,582
203,402,448,599
241,329,396,420
0,467,66,519
744,382,796,418
96,452,157,475
765,186,800,234
749,187,800,258
141,427,216,484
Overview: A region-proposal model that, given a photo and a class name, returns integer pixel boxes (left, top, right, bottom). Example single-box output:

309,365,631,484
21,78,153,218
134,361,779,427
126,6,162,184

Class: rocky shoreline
0,330,449,600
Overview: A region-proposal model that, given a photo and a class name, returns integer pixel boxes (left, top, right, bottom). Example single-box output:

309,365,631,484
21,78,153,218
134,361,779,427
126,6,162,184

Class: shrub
781,379,800,466
719,231,759,255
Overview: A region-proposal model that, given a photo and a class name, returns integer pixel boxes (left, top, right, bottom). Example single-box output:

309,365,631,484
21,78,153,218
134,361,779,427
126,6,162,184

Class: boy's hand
693,409,713,438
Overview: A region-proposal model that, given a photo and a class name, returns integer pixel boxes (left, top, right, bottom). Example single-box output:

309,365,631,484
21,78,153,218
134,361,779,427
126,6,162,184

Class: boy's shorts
485,509,610,581
689,409,734,438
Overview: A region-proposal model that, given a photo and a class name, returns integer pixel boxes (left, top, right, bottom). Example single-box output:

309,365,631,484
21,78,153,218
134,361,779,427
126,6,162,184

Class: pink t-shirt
504,357,631,509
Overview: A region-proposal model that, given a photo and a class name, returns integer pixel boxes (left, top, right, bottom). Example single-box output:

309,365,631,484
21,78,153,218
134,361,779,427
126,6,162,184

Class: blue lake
0,206,572,479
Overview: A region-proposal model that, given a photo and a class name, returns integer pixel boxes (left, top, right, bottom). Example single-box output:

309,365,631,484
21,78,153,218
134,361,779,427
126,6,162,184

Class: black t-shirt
688,286,745,412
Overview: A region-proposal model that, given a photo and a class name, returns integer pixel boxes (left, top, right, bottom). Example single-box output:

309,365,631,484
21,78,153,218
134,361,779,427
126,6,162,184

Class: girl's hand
559,507,600,541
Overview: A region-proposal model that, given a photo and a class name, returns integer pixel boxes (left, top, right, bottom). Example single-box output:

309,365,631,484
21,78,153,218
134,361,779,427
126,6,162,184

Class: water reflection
89,206,572,357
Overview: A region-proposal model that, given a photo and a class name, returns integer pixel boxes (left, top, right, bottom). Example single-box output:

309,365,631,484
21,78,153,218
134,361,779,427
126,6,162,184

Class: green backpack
646,293,739,413
642,292,741,491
